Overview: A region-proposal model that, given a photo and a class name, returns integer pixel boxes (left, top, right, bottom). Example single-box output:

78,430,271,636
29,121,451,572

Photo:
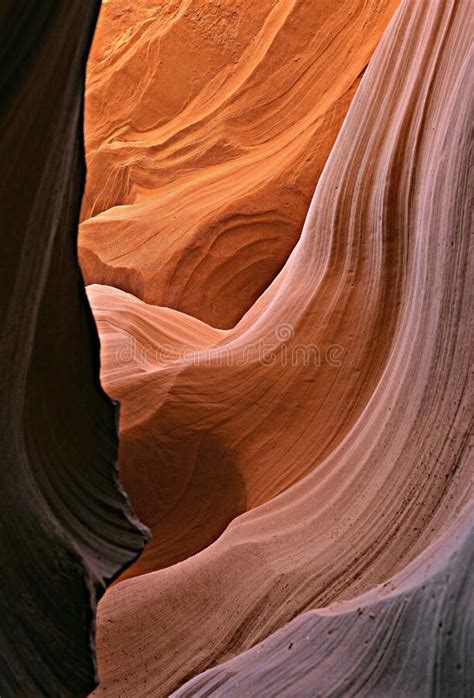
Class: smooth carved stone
89,0,473,695
173,508,474,697
79,0,399,329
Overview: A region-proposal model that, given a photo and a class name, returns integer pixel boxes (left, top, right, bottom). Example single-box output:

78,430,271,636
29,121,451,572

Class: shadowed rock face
0,3,148,696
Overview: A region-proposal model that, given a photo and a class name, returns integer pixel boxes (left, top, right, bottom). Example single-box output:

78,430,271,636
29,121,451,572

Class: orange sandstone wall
80,0,398,328
88,1,473,695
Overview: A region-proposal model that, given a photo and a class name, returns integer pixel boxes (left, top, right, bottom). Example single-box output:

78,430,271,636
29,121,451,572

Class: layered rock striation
79,0,398,328
88,0,473,695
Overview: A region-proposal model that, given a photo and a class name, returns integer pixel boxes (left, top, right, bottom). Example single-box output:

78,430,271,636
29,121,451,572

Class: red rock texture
79,0,398,328
81,1,473,696
4,2,469,697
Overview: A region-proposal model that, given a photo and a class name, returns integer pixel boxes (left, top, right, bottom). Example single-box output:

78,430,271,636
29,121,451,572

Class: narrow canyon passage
1,2,471,697
79,1,473,697
81,0,401,579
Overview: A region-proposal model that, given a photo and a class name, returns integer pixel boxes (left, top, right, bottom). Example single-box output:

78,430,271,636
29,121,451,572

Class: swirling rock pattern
79,0,398,328
0,3,148,697
89,0,473,695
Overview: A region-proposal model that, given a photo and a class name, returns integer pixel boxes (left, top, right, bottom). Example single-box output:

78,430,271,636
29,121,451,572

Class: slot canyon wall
79,0,399,329
0,3,148,697
84,0,473,696
0,1,472,697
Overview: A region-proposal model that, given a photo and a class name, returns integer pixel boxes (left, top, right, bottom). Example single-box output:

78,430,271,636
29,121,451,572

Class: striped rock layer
88,0,473,696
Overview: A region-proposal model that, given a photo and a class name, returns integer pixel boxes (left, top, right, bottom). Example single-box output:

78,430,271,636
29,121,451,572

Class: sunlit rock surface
87,0,473,696
79,0,398,328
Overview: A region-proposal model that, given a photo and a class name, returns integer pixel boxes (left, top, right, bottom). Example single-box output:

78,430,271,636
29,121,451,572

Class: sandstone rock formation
79,0,398,328
2,0,472,696
86,0,473,695
174,508,473,697
0,3,147,696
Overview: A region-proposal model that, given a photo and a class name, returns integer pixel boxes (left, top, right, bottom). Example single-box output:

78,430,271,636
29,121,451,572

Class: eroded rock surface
88,0,473,695
79,0,398,328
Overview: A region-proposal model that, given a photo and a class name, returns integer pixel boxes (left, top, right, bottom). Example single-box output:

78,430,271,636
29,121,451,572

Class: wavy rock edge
0,3,149,697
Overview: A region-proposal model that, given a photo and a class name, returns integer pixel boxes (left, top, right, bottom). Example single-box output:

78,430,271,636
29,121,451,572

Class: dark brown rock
0,4,148,696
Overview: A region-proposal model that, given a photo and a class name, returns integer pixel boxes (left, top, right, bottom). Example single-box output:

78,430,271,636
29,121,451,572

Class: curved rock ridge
0,3,148,697
173,505,473,697
79,0,398,328
89,0,473,694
